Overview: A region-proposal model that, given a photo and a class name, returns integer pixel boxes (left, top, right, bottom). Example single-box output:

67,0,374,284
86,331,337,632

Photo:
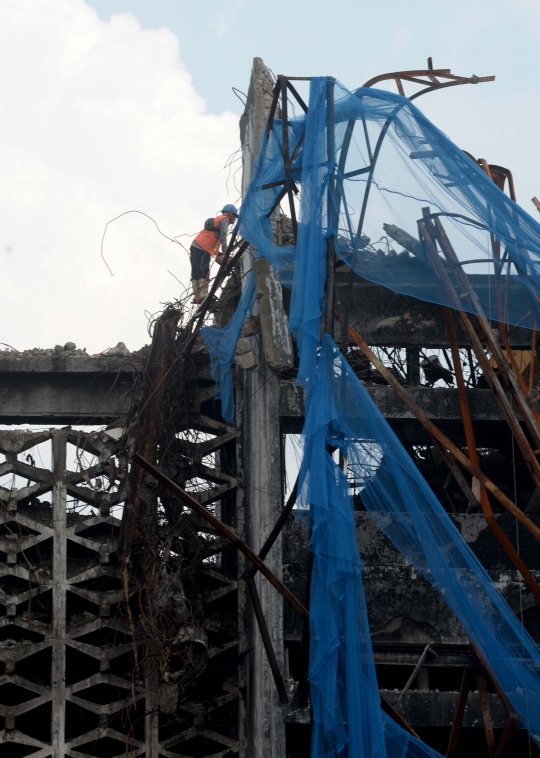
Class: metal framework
236,60,540,756
262,60,495,247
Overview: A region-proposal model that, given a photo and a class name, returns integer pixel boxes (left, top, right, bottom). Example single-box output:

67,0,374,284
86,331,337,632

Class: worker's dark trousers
190,245,211,302
190,245,210,280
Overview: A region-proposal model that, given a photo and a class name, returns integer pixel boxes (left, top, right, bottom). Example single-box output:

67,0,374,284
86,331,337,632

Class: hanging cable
100,210,191,276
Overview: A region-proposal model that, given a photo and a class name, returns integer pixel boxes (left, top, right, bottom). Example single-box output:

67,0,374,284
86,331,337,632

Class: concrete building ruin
0,57,539,757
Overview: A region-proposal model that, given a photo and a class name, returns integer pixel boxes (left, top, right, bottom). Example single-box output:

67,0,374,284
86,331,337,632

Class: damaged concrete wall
283,512,540,643
0,344,143,423
240,58,275,190
337,272,534,348
252,258,293,372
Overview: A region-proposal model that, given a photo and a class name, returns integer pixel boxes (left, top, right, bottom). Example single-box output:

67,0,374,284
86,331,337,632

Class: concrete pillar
51,432,67,756
240,57,289,758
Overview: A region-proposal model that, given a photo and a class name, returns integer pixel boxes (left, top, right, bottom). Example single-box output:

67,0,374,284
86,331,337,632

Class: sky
2,0,540,352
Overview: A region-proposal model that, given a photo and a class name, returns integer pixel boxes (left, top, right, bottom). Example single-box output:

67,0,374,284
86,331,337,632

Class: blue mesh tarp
301,336,540,752
297,374,445,758
201,271,255,423
298,438,385,758
232,75,540,756
239,80,540,330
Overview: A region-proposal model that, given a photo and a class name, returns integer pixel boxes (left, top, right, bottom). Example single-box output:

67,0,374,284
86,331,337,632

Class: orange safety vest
193,214,229,256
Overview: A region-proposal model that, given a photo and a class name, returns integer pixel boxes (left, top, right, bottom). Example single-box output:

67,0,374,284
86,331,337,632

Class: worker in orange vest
190,204,238,304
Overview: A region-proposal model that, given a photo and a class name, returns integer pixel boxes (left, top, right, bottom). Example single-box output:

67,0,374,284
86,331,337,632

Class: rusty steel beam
247,577,289,704
474,159,540,440
430,213,540,451
279,77,298,241
472,644,517,723
530,330,538,395
477,670,496,758
245,476,299,580
297,551,313,708
446,668,473,756
432,442,481,510
487,164,516,201
494,713,518,758
325,78,337,338
363,61,494,101
380,695,423,741
419,215,540,494
446,647,518,757
341,317,540,545
443,308,540,602
131,453,309,619
286,80,308,113
265,79,282,138
472,646,517,758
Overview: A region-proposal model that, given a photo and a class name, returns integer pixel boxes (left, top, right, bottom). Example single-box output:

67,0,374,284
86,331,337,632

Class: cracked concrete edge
252,257,293,372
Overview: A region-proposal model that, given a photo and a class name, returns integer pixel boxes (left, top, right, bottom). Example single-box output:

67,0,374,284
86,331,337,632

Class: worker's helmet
221,203,239,217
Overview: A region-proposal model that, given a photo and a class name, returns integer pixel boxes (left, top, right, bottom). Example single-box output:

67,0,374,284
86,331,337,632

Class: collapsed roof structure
0,57,539,758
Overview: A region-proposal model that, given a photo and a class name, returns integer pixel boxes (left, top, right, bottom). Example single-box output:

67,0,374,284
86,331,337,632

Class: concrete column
243,359,286,758
146,672,160,757
240,57,289,758
51,432,67,757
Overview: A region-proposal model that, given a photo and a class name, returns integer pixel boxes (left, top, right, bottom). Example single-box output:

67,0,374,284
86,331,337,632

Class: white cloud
0,0,240,352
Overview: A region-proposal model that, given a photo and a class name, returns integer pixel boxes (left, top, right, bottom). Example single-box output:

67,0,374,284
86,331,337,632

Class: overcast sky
2,0,540,352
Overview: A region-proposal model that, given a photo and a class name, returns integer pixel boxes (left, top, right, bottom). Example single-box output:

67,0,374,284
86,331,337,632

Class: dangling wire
231,87,247,106
100,210,191,276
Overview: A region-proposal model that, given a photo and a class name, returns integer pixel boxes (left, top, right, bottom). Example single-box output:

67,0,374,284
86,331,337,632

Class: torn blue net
239,80,540,330
237,75,540,756
297,387,445,758
201,271,255,424
307,335,540,751
297,434,385,758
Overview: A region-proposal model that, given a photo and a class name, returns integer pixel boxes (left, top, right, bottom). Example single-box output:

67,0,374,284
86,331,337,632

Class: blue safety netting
299,335,540,753
297,426,384,757
239,80,540,331
200,271,255,423
382,715,443,758
296,402,444,758
231,75,540,756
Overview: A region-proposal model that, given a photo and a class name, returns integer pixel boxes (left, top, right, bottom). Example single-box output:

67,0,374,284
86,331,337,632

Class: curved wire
100,210,189,276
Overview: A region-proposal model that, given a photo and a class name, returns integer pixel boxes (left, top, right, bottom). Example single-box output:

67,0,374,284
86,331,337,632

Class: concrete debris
242,316,260,337
236,350,257,370
107,341,130,356
235,337,253,356
69,610,97,627
383,222,427,263
0,638,33,648
421,355,454,386
104,426,126,441
235,337,257,370
0,343,149,359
